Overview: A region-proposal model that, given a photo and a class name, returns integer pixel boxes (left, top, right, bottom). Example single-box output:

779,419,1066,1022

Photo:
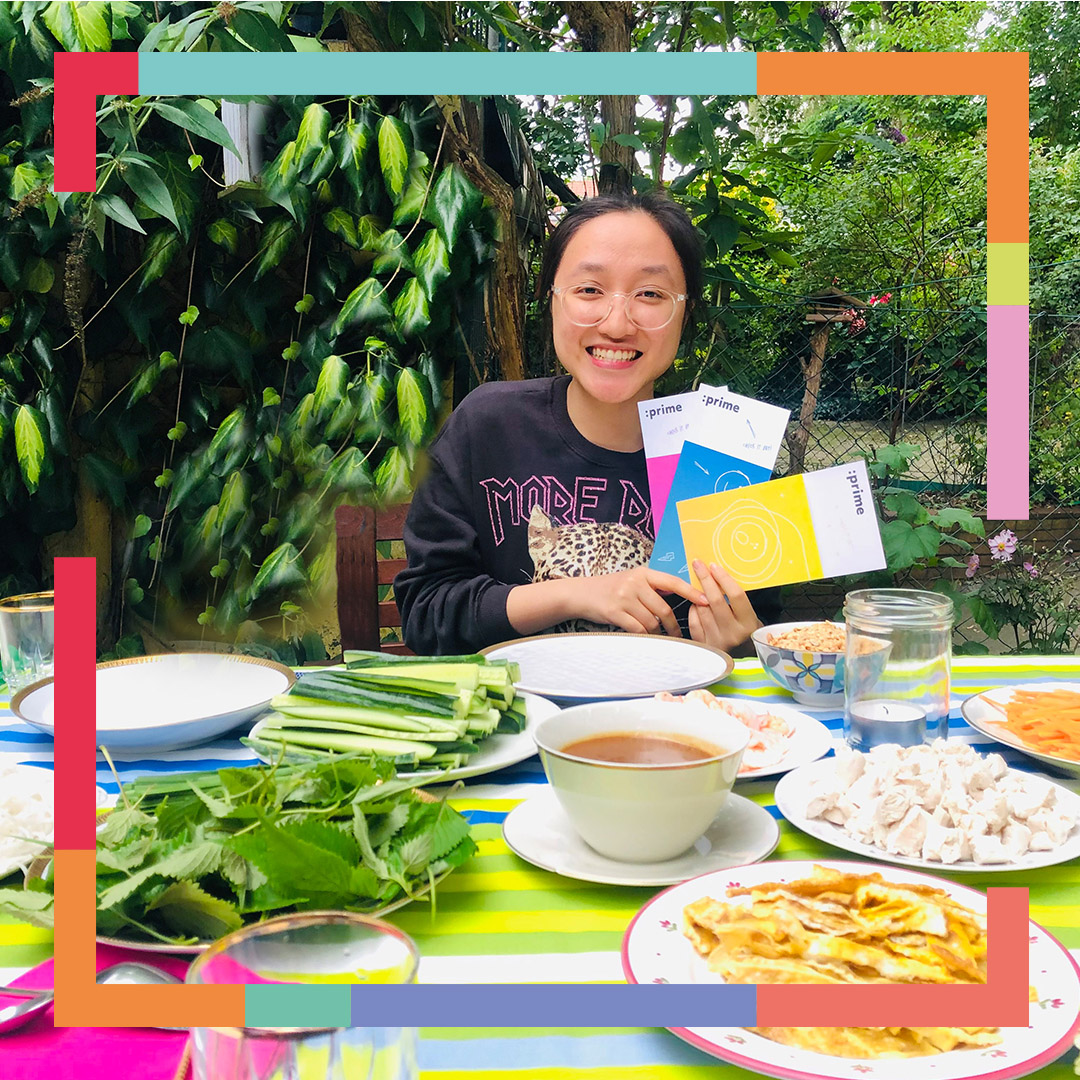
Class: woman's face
551,211,688,407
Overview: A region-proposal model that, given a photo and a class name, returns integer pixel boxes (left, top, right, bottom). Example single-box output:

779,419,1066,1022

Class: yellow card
676,461,886,591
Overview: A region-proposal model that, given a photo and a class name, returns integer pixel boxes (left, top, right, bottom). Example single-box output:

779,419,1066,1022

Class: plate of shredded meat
775,741,1080,871
653,689,834,778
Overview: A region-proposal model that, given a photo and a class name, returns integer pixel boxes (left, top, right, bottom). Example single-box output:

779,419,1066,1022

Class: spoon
0,961,183,1035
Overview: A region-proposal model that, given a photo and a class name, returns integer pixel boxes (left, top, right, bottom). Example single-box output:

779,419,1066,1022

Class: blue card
648,441,771,582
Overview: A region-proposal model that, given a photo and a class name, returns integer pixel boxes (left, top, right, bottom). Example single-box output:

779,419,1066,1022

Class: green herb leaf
146,879,243,939
97,840,222,909
0,887,53,929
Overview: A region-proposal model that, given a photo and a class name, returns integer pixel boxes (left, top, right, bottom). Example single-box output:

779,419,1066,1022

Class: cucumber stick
253,729,439,759
267,701,466,734
262,655,527,772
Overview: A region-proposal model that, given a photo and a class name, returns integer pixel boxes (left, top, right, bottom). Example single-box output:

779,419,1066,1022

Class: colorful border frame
51,49,1031,1030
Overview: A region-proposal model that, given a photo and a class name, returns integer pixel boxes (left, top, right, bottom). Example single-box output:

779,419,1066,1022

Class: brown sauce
561,731,724,765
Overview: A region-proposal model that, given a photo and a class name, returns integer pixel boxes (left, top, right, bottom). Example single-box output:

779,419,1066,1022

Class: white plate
502,788,779,886
962,682,1080,778
12,653,295,755
0,763,53,879
774,757,1080,872
705,700,834,780
622,858,1080,1080
481,633,732,703
248,691,559,783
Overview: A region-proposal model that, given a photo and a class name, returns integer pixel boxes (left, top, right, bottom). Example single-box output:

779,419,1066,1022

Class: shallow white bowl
533,698,749,863
12,652,295,754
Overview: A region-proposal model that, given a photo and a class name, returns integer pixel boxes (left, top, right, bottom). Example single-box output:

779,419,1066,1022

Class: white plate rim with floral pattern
621,858,1080,1080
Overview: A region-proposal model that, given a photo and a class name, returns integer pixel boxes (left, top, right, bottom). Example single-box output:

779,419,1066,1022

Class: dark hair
538,190,705,309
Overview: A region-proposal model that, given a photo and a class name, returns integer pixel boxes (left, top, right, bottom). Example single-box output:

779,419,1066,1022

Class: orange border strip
757,52,1028,244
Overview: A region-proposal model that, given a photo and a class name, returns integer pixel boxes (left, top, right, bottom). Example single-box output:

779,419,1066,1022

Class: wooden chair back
334,503,412,656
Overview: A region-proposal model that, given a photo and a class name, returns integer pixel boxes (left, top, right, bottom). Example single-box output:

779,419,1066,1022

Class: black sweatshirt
394,375,781,655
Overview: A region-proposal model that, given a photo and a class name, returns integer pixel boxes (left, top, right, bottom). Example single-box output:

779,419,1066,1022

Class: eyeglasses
551,283,688,331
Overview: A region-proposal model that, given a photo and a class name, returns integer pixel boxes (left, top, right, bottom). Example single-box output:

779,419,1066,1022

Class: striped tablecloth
2,656,1079,1078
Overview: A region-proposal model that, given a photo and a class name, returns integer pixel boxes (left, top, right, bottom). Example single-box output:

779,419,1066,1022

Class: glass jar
842,589,954,750
186,911,420,1080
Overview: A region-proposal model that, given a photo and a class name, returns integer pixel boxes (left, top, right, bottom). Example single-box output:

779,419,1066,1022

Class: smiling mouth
587,346,642,363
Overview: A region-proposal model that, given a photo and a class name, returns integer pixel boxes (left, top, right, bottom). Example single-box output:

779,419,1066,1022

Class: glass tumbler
185,911,420,1080
0,591,54,694
842,589,954,750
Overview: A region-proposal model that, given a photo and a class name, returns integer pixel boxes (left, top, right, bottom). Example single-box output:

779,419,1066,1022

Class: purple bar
986,305,1030,520
350,984,757,1028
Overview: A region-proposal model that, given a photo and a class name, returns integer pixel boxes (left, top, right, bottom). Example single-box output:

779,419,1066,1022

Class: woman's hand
574,566,709,637
687,560,762,651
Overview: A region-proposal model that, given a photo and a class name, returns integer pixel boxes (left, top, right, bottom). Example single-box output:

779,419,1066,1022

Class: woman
395,191,780,655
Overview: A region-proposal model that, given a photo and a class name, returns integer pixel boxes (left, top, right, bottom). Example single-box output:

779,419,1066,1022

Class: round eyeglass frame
550,284,689,330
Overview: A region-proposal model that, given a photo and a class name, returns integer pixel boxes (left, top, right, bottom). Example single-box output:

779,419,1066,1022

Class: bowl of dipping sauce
532,699,750,863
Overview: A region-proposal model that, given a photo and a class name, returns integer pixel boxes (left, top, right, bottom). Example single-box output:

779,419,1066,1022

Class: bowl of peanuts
751,621,892,706
751,621,849,706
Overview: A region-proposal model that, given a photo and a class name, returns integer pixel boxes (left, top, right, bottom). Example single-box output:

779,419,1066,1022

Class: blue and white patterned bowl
751,621,847,706
752,622,892,707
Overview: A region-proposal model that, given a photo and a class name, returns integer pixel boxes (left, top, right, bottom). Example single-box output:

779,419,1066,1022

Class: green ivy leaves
392,278,430,338
335,279,391,334
13,404,49,494
395,367,431,446
313,355,348,421
427,164,483,252
377,116,410,201
248,543,308,603
40,0,111,52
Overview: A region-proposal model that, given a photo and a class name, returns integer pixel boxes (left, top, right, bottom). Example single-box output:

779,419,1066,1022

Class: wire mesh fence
650,263,1080,651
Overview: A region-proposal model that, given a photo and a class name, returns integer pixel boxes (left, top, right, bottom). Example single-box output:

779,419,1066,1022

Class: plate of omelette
622,859,1080,1080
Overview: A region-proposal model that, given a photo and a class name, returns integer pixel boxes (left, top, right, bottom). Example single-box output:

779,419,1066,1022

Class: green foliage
32,755,477,944
985,1,1080,147
959,529,1080,654
0,4,493,658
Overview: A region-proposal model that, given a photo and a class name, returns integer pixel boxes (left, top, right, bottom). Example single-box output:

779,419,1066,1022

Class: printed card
697,384,792,469
637,390,709,527
648,442,771,582
676,459,886,591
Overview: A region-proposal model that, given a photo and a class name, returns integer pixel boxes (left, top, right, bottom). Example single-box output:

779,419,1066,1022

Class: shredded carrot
984,687,1080,762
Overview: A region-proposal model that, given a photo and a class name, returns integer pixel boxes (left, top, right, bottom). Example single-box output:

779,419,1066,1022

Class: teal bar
139,51,757,96
245,985,352,1029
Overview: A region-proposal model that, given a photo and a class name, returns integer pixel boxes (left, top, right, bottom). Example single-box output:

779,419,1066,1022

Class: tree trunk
564,2,636,195
788,323,830,476
434,95,526,383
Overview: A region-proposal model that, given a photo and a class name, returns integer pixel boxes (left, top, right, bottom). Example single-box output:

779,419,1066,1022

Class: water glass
842,588,954,750
0,591,54,694
185,911,420,1080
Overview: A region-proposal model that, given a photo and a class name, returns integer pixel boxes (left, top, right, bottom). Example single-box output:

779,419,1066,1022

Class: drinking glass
185,911,420,1080
0,591,54,694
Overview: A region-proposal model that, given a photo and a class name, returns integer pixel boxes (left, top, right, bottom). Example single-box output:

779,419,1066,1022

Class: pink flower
965,553,980,578
1024,561,1038,578
881,292,892,303
988,529,1018,562
868,294,879,305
